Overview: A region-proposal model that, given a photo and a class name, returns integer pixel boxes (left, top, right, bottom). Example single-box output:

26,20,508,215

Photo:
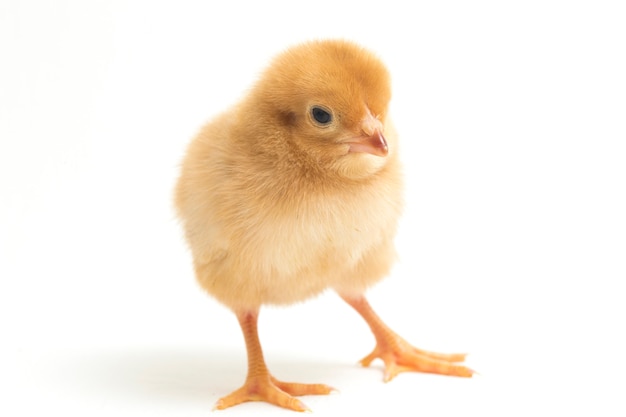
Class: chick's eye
311,107,332,125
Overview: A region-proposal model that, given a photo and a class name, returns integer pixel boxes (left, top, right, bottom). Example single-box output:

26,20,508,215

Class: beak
347,130,388,157
347,110,388,157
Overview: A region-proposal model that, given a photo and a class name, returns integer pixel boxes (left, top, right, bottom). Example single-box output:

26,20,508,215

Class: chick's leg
214,309,334,412
341,295,473,382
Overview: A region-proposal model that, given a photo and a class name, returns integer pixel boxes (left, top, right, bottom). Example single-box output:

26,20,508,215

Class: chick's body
175,40,471,413
177,116,402,310
176,41,402,310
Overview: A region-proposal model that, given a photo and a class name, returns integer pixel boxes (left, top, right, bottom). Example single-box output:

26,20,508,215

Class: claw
359,349,379,367
383,362,408,382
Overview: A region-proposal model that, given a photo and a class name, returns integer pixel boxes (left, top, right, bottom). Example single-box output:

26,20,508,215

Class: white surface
1,1,625,416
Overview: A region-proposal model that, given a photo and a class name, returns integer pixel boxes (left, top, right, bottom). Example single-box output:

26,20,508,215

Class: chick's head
246,40,395,180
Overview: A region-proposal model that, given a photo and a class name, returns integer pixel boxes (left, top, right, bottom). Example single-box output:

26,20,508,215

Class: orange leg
214,309,334,412
341,295,474,382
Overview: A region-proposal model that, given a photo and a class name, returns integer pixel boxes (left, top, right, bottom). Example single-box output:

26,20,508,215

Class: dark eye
311,107,332,125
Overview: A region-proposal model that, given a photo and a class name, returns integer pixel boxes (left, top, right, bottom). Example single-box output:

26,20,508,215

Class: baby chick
175,39,472,412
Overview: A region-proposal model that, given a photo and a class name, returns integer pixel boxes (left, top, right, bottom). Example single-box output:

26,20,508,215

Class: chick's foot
341,295,474,382
217,310,335,412
360,333,473,382
214,375,334,412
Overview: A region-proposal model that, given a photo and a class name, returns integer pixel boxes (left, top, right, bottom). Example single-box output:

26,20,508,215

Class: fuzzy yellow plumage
175,39,471,412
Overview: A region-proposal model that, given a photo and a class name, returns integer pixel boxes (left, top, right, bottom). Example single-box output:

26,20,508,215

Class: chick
175,39,472,412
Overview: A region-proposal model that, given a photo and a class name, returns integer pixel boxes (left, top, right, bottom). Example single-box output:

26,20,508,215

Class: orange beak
347,110,389,157
347,130,388,157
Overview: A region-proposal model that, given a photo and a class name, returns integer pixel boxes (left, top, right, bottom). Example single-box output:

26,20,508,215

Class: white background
1,1,625,416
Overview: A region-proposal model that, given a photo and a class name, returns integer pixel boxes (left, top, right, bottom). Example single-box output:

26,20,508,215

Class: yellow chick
175,39,472,412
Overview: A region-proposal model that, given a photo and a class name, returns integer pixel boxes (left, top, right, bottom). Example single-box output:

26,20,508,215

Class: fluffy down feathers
175,40,403,311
